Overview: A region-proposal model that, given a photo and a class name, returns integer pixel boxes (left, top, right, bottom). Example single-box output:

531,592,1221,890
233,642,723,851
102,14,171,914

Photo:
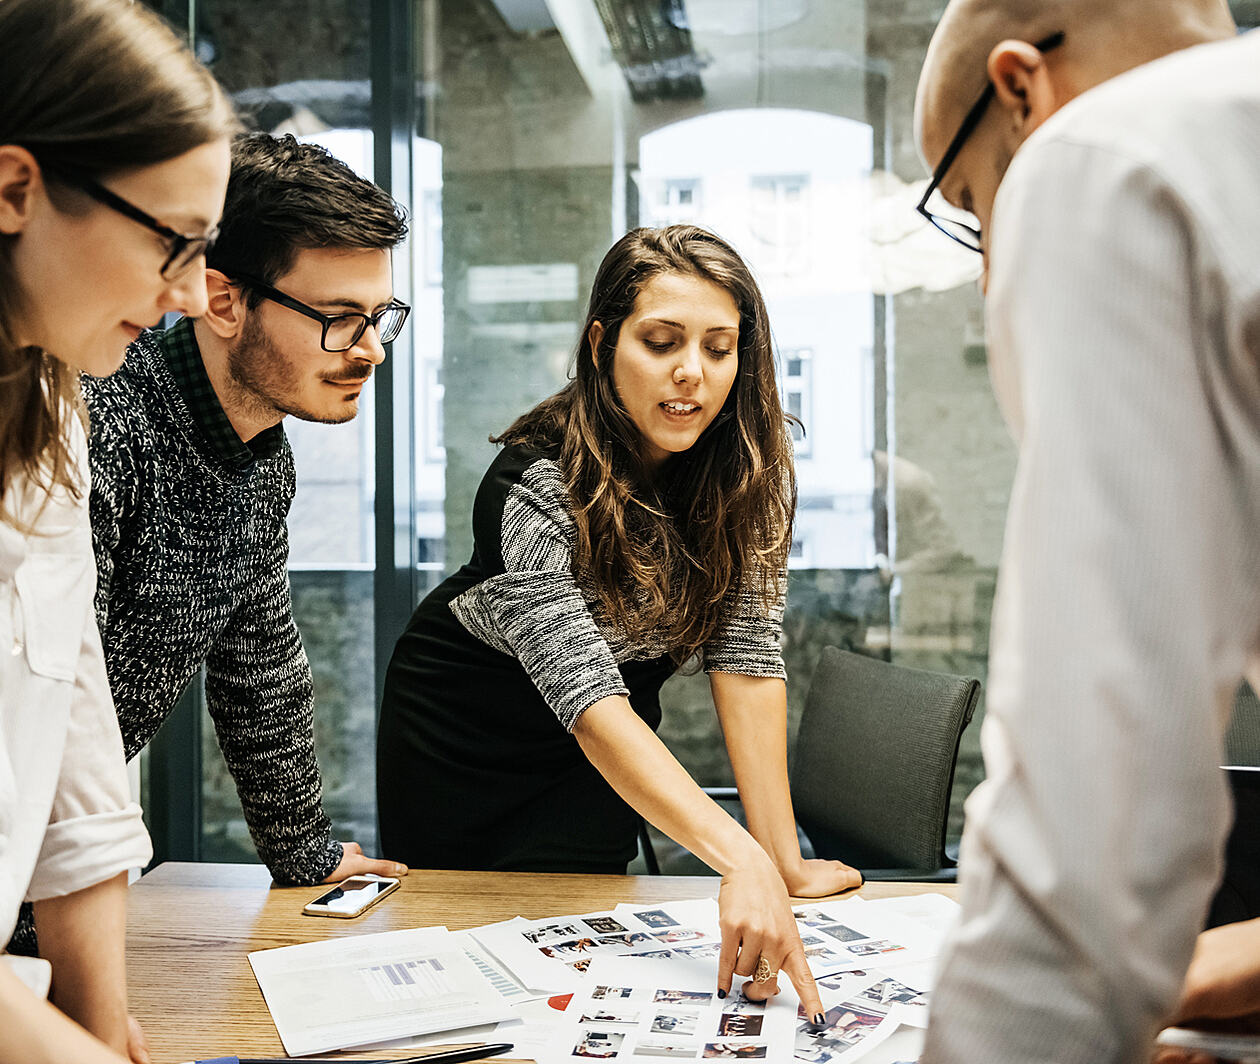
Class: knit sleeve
702,557,787,679
448,458,629,731
202,485,341,886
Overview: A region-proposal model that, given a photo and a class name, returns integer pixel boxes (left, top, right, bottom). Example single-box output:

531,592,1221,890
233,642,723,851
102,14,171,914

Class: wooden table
126,862,956,1063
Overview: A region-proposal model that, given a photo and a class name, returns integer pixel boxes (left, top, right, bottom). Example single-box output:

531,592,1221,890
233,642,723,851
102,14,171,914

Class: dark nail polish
717,988,727,999
811,1012,827,1027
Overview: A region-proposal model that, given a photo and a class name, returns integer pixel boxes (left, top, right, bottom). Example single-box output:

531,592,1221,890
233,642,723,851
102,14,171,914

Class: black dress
377,443,786,873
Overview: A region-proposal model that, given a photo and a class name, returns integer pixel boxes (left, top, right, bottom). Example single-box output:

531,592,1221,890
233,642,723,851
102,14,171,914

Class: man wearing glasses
912,1,1259,1061
84,133,410,887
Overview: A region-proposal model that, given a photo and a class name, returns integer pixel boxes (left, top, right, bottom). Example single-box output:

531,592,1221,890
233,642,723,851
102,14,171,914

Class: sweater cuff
265,835,344,886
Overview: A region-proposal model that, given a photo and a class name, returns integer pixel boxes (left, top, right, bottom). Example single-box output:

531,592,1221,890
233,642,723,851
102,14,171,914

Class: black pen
203,1042,517,1064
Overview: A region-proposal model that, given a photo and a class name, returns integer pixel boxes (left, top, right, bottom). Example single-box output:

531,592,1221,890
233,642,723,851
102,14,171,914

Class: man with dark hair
83,132,411,885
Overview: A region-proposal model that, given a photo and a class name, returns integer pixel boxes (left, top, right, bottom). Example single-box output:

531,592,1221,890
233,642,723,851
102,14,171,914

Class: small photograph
721,992,766,1015
799,934,827,947
654,989,714,1006
652,928,707,945
599,932,652,950
793,907,833,927
650,1011,701,1036
717,1013,764,1037
592,985,636,1001
574,1030,626,1059
796,1003,886,1061
634,1040,698,1059
637,949,676,960
858,977,928,1009
802,944,842,961
581,1008,641,1025
635,909,681,929
569,958,593,974
817,924,866,944
673,942,722,961
525,922,582,944
584,916,630,935
845,939,905,958
541,937,603,959
702,1042,767,1059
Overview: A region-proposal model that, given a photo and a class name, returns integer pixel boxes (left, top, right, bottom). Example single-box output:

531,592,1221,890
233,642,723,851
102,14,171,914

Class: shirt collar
159,317,285,469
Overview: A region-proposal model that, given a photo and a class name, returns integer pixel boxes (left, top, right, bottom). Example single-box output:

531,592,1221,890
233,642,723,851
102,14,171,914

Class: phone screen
308,876,394,915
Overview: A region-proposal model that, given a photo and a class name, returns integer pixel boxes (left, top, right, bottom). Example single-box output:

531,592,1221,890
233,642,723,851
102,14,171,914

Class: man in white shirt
912,1,1260,1060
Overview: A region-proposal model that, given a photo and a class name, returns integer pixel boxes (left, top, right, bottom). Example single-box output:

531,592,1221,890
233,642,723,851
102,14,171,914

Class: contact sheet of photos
473,900,723,990
551,956,800,1064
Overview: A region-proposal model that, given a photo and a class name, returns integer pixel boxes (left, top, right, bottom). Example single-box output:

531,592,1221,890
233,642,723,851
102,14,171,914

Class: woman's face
592,270,741,470
7,137,230,376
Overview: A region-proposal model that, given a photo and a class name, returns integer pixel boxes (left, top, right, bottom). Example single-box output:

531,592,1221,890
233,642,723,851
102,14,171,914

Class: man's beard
227,313,370,426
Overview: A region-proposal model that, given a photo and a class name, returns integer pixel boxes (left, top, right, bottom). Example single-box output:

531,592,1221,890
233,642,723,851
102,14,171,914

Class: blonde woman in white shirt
0,2,235,1062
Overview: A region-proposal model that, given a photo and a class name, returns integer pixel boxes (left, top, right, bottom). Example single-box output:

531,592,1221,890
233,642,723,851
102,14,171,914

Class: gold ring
753,956,774,983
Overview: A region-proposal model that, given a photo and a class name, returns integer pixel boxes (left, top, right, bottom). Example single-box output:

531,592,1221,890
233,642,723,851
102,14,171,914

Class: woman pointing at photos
378,225,859,1017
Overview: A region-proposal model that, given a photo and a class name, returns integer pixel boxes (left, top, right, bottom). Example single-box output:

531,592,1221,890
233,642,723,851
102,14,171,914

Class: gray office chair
788,647,980,881
641,647,980,880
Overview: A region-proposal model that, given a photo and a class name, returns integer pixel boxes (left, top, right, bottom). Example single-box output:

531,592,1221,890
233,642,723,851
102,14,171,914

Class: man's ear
202,269,246,339
588,320,605,370
0,145,43,236
988,39,1060,139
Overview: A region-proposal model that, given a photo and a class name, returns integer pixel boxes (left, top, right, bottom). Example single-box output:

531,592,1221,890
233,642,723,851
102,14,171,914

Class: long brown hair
0,0,237,508
496,225,796,664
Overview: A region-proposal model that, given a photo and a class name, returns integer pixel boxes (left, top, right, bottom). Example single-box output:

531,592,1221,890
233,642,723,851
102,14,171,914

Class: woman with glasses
0,1,235,1061
379,226,859,1019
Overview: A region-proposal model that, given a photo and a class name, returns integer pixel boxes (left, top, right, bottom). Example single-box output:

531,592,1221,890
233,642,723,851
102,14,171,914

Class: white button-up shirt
924,30,1260,1064
0,405,151,960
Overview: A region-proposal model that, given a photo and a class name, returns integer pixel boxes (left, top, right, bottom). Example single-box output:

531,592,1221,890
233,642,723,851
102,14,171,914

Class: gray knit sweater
81,326,342,885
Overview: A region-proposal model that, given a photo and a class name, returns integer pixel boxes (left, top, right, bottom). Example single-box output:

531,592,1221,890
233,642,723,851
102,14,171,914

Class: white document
247,925,515,1056
790,900,942,976
546,953,800,1064
795,978,903,1064
474,900,722,992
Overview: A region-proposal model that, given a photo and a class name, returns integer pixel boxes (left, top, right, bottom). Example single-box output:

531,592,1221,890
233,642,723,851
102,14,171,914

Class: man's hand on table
322,841,409,882
1151,918,1260,1064
780,858,862,899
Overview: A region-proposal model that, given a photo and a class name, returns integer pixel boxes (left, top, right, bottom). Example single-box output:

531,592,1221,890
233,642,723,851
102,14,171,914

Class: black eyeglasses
231,273,411,353
916,31,1066,253
49,168,219,280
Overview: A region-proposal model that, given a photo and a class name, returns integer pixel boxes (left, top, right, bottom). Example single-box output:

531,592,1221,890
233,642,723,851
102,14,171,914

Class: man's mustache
321,368,375,384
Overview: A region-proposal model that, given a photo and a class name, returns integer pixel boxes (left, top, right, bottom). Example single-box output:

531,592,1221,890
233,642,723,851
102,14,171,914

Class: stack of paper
247,894,958,1063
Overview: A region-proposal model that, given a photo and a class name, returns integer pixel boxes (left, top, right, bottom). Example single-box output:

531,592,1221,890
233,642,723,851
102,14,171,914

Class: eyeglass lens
323,304,409,351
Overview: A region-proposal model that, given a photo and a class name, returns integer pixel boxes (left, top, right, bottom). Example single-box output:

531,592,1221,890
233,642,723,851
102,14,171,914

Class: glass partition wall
140,0,1260,870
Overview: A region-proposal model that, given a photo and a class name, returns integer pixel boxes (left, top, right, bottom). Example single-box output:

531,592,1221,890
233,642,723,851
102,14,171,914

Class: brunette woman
0,1,235,1060
379,225,858,1014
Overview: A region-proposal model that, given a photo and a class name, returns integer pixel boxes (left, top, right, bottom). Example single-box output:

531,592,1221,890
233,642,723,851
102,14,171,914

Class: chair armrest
858,867,958,883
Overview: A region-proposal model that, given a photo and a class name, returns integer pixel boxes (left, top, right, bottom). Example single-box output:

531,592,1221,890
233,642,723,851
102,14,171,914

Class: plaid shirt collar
159,317,284,470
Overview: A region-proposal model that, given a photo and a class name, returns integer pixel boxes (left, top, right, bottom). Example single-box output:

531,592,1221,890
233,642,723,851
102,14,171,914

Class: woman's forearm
0,963,129,1064
710,673,803,872
32,872,130,1055
572,695,769,877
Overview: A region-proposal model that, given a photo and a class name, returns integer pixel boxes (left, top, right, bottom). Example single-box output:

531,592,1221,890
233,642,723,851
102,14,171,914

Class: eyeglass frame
916,31,1066,253
42,164,219,280
229,271,412,353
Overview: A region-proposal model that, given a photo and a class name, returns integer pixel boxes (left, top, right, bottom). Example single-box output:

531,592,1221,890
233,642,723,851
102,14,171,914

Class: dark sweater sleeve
448,458,629,730
85,381,139,638
203,513,342,886
702,559,788,679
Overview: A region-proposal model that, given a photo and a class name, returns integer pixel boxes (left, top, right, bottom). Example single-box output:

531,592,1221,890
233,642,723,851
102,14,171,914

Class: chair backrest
791,647,980,871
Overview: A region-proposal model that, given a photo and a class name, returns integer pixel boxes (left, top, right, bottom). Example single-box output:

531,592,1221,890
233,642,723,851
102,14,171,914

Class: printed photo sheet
547,954,800,1064
788,899,941,977
474,899,722,991
247,926,515,1056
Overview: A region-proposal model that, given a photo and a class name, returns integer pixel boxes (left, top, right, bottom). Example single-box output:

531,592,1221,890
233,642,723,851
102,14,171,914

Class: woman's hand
716,852,827,1026
780,858,862,899
125,1016,150,1064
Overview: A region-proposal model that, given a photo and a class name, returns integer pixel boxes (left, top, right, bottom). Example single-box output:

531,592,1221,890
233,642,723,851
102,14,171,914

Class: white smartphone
302,874,400,918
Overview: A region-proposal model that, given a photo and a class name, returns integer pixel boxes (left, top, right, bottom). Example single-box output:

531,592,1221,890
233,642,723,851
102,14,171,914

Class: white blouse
0,405,151,959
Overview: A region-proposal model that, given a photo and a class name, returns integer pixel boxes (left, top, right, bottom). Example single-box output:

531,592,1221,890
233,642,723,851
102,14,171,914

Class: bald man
913,3,1260,1062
